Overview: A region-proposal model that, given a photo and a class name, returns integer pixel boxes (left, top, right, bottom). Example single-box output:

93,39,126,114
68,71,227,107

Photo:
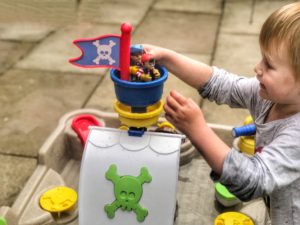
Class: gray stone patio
0,0,295,221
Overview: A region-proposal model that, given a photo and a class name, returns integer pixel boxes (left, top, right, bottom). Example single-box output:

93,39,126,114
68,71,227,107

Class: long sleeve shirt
199,67,300,225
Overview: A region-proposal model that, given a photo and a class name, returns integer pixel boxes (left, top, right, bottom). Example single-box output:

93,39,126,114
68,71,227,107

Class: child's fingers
170,90,187,106
141,44,154,55
165,113,176,126
166,94,181,112
163,101,175,117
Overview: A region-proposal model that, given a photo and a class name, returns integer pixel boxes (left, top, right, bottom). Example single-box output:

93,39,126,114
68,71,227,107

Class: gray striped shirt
199,67,300,225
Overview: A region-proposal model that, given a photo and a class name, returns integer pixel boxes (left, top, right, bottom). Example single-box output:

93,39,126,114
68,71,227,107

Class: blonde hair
259,2,300,77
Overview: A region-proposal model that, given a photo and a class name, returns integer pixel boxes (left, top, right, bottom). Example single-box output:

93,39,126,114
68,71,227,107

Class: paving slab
201,100,250,126
252,0,296,26
84,71,115,112
221,0,295,35
212,33,260,76
0,23,54,42
221,0,255,34
79,0,154,26
16,23,121,75
175,156,217,224
0,154,36,207
175,155,268,224
0,41,33,75
0,0,77,26
0,69,100,157
132,10,219,54
153,0,222,14
227,0,292,1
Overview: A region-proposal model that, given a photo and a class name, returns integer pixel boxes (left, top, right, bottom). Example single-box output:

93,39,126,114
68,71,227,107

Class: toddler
143,2,300,224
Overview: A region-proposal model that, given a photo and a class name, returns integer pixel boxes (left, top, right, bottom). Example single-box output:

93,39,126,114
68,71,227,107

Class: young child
143,2,300,225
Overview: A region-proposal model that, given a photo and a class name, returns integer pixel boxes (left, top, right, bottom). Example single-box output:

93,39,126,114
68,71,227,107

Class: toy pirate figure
139,53,161,82
129,44,144,82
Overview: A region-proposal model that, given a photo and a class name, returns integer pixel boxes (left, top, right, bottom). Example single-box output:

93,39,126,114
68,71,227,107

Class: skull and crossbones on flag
69,35,121,69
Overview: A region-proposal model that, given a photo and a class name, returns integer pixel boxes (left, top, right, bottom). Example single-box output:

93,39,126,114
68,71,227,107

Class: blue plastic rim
110,66,168,107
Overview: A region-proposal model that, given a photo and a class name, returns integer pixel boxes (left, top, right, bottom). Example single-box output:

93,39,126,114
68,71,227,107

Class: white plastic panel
79,127,183,225
87,127,120,148
149,134,183,155
119,132,150,151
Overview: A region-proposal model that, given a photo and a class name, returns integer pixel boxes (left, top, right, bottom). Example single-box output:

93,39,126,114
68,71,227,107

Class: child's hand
141,44,165,62
164,90,206,137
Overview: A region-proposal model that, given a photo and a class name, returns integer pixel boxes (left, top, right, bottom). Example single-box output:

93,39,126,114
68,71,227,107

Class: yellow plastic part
238,115,255,156
238,136,255,156
214,212,254,225
114,100,163,128
39,186,77,213
157,121,176,130
243,115,254,125
119,125,129,130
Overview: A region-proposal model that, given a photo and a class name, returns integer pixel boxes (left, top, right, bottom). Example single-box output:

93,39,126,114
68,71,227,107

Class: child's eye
263,58,274,69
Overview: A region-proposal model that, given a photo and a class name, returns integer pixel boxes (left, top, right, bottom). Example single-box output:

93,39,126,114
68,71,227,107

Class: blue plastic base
128,127,146,137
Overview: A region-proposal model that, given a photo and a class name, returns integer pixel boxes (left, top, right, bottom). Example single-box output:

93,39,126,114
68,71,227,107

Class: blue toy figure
129,44,144,82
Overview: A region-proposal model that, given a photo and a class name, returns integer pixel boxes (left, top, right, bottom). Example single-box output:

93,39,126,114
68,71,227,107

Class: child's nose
254,62,263,76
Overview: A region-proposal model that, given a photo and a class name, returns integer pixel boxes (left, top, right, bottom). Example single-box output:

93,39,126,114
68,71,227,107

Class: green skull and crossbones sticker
104,164,152,222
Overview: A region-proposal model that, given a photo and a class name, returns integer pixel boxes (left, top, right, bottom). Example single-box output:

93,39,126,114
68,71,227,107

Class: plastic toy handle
232,124,256,138
71,114,104,146
120,22,132,81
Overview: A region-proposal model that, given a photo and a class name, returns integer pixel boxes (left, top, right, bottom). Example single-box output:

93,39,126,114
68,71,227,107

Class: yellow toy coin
215,212,254,225
39,186,77,213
